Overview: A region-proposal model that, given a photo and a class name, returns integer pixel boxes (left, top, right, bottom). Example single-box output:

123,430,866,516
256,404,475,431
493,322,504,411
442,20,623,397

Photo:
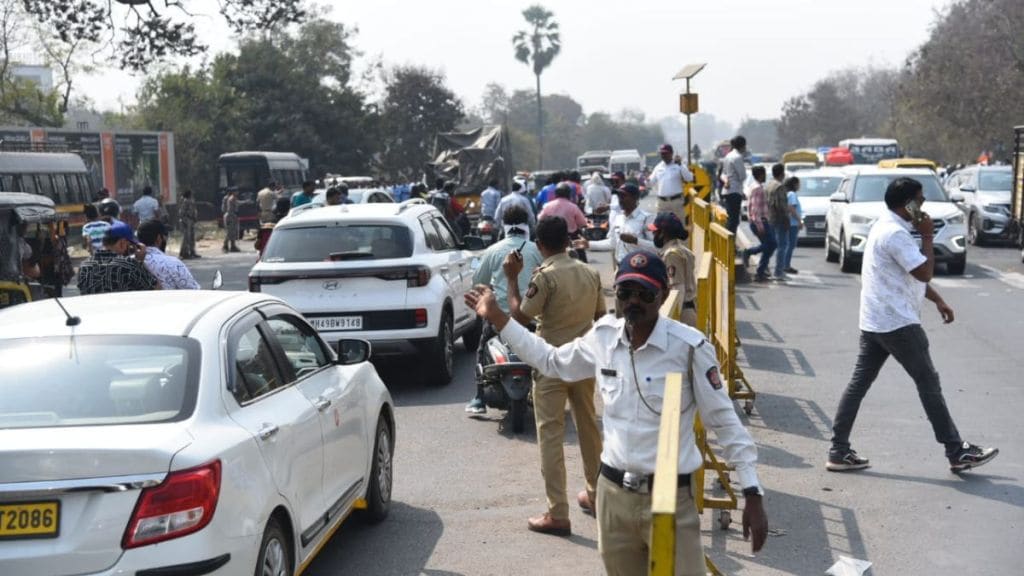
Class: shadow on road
755,443,815,470
737,320,785,344
860,470,1024,509
707,489,869,575
745,392,832,442
739,342,816,377
304,502,451,575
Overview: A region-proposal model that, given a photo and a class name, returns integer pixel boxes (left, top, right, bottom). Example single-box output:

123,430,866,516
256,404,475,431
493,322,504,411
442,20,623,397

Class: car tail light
510,369,530,379
248,276,261,292
122,460,221,549
414,308,428,327
407,267,431,287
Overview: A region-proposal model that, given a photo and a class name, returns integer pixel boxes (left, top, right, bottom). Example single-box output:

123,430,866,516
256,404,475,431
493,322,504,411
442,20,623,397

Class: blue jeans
773,224,790,276
747,218,777,277
784,225,799,270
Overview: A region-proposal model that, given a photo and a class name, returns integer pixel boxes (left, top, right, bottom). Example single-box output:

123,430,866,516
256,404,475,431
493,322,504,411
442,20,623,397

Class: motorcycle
476,332,532,433
583,212,609,241
474,215,499,246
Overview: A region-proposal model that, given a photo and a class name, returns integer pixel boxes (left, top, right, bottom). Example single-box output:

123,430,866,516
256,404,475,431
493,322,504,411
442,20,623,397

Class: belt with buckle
683,300,696,310
600,463,690,494
659,194,684,202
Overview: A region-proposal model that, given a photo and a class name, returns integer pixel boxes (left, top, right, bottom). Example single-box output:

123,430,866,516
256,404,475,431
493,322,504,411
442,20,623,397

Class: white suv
249,203,482,385
825,167,967,274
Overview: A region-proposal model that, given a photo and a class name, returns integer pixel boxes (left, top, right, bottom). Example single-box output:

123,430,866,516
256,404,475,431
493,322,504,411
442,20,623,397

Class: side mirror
959,185,976,194
462,235,486,250
335,339,371,365
950,192,965,203
212,270,224,290
829,192,848,203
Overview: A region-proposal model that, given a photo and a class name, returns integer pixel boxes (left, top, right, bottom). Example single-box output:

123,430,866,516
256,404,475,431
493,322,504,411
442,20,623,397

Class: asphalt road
115,203,1024,575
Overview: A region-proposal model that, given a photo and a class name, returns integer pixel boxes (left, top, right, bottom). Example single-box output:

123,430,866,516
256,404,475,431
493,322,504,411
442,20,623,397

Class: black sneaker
465,398,486,415
826,449,870,472
949,442,998,473
785,267,799,274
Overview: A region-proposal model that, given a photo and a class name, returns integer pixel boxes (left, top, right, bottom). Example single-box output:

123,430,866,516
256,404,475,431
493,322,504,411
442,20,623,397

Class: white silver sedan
0,291,394,576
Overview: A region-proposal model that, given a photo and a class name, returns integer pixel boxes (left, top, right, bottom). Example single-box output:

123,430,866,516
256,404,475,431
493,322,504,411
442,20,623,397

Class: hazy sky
79,0,952,126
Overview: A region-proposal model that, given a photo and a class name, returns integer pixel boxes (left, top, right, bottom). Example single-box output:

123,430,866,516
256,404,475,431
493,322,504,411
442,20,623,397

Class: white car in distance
249,203,484,386
792,168,845,243
825,167,967,274
0,291,394,576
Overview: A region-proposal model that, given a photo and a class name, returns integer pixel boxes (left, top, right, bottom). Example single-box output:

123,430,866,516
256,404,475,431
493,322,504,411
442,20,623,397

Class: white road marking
978,265,1024,290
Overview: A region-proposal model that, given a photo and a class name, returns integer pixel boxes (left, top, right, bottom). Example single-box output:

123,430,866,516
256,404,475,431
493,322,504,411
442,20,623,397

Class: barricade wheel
743,400,754,415
718,510,731,530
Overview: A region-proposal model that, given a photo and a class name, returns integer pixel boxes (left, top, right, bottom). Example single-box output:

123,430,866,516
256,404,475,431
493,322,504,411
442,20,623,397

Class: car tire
510,398,527,434
839,233,858,273
947,256,966,276
825,229,839,263
361,415,393,524
255,517,292,576
967,212,985,246
462,316,483,352
426,311,454,386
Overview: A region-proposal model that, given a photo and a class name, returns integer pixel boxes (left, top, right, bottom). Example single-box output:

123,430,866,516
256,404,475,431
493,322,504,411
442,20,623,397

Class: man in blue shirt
465,204,544,414
480,178,502,220
291,180,317,208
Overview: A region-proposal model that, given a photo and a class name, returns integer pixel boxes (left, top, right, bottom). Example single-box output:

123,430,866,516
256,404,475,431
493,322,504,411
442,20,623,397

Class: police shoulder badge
525,282,538,298
668,265,676,278
706,367,723,390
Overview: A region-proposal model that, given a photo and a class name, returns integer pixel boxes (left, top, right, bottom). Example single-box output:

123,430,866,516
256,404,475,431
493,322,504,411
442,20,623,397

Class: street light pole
673,63,706,168
686,77,692,166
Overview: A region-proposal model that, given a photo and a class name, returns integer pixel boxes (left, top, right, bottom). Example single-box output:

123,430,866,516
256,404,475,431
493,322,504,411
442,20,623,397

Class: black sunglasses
615,287,657,303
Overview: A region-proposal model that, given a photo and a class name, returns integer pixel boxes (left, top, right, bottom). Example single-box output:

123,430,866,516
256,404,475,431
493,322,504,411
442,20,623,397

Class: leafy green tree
513,4,561,170
19,0,307,71
379,65,464,181
0,0,62,126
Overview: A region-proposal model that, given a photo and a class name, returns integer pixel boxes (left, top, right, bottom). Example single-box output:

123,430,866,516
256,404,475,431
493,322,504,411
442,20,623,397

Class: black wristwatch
742,486,764,498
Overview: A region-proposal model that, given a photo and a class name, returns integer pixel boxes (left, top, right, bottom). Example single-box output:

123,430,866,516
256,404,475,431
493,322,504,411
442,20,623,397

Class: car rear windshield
979,171,1012,191
800,176,842,197
852,175,947,203
0,336,199,429
262,224,414,263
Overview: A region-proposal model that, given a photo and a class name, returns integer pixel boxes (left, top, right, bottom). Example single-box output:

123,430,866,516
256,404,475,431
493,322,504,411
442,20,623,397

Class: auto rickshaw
0,192,74,309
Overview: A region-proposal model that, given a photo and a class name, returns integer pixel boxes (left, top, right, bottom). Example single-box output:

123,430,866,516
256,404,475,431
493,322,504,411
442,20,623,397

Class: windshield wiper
328,251,374,261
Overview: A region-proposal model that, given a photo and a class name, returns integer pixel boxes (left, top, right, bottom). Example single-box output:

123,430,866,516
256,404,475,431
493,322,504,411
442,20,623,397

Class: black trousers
723,193,743,234
830,324,963,456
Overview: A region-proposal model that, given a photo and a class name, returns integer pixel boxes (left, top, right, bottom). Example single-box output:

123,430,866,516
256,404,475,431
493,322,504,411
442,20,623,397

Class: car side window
432,217,458,250
265,316,331,380
420,215,443,251
231,325,284,404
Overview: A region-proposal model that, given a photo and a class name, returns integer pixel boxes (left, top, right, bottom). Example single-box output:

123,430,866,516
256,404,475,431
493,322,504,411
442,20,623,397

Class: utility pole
672,63,706,166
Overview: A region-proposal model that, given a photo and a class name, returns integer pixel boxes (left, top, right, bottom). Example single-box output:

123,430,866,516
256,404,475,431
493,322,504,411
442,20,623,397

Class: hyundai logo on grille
323,280,339,290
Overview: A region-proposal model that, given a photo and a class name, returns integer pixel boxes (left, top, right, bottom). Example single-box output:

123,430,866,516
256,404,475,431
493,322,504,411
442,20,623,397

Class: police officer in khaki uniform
649,212,698,327
503,216,606,536
467,251,768,575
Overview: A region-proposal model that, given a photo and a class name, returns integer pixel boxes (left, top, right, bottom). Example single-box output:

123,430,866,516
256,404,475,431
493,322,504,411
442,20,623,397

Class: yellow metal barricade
707,223,756,414
688,197,710,259
649,291,722,576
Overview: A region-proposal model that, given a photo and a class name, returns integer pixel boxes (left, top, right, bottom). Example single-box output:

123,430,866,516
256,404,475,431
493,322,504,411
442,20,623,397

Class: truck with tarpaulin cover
425,126,513,213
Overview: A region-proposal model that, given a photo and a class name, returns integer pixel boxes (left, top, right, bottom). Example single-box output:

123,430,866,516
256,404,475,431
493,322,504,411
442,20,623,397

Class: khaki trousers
657,195,688,223
533,374,602,519
680,307,698,329
597,475,705,576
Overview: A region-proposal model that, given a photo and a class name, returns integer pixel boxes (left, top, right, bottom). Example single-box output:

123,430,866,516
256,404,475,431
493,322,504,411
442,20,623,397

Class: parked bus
609,149,643,175
0,151,92,227
576,150,612,173
217,151,307,234
838,138,901,165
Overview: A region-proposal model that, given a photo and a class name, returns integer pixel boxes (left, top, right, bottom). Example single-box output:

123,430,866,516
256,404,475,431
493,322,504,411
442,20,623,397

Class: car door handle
257,424,279,440
314,397,332,412
440,266,449,274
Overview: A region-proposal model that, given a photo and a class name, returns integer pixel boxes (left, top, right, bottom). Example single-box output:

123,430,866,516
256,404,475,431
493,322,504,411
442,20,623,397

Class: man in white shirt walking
719,136,748,234
133,186,160,223
137,220,200,290
649,144,693,223
827,177,997,473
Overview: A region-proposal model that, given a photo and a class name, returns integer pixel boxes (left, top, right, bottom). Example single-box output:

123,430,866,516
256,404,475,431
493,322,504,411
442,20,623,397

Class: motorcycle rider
465,205,544,415
503,215,606,536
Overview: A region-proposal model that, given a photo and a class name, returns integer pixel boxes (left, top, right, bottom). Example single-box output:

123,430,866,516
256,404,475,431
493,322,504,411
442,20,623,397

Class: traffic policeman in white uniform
466,251,768,576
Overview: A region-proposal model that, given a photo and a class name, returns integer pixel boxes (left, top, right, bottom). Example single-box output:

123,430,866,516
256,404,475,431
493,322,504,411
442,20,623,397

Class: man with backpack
765,164,791,280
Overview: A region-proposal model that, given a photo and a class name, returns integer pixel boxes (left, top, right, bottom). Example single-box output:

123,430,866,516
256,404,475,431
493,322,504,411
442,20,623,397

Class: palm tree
513,5,560,170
